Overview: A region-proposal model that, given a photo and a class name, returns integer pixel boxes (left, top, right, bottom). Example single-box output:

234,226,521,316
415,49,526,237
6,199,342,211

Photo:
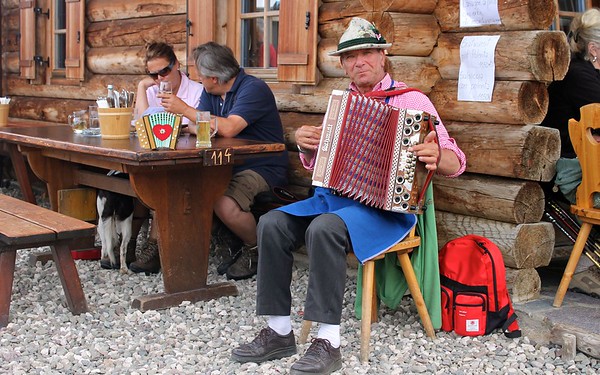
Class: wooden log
445,122,560,182
6,96,95,123
87,0,185,22
86,44,187,75
318,0,368,23
275,93,326,114
319,0,437,38
381,12,440,57
436,210,555,269
374,0,437,13
2,8,20,53
429,80,548,125
6,74,143,100
2,52,19,74
86,15,186,48
3,0,19,9
434,0,557,32
433,173,545,224
431,31,569,82
506,268,541,303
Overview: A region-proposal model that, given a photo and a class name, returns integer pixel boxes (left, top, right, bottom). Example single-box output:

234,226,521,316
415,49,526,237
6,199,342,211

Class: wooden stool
553,103,600,307
299,228,436,362
0,194,96,327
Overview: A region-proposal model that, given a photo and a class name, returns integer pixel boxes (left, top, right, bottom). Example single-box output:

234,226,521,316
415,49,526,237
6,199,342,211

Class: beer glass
195,111,218,148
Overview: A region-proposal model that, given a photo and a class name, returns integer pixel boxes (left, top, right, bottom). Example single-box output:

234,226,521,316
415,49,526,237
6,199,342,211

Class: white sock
268,315,292,336
317,323,340,348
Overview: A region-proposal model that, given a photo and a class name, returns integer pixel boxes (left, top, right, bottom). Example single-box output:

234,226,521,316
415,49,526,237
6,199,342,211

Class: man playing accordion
232,17,467,374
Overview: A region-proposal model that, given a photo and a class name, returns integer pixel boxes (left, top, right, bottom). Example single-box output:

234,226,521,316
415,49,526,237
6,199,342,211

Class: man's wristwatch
297,145,310,154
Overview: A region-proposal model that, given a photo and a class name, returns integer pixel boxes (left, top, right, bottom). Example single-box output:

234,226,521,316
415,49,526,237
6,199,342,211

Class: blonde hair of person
569,8,600,61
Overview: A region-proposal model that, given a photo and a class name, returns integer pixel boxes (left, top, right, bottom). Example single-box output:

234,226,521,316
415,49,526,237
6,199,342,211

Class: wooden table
0,123,285,311
0,118,63,204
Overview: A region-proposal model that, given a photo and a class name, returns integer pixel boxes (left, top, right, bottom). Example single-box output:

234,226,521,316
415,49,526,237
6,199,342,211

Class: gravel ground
1,184,600,374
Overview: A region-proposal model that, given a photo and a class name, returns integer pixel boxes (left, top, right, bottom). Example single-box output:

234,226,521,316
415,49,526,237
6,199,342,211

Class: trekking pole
544,208,600,269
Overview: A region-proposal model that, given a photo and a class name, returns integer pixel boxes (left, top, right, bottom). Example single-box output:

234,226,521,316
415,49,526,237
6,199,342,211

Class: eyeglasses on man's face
147,60,175,80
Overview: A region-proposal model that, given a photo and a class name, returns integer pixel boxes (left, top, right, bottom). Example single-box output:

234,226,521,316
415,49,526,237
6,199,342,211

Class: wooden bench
0,194,96,327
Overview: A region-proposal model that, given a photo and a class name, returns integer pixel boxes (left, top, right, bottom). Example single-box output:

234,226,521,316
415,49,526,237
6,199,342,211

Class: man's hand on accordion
410,130,462,176
410,130,441,172
295,125,322,154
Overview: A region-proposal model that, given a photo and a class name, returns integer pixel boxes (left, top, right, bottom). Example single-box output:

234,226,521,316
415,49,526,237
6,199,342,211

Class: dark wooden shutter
19,0,36,79
186,0,216,81
277,0,318,85
65,0,85,81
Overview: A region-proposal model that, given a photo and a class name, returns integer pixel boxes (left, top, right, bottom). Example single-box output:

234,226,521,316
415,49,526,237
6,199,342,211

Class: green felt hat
329,17,391,56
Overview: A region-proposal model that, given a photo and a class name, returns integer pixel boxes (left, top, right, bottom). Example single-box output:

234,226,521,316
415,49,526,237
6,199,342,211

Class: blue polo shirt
197,69,288,187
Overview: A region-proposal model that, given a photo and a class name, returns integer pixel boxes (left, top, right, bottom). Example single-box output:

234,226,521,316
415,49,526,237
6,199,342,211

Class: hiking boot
216,245,243,275
290,338,342,375
129,239,161,274
569,265,600,298
100,238,137,270
210,220,244,275
226,244,258,280
231,327,296,363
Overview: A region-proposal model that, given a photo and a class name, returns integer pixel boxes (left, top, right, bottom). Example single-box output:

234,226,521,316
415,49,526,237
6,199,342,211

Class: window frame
552,0,599,31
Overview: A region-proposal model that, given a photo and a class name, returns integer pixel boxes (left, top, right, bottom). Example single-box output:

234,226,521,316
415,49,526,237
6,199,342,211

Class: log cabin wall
0,0,569,302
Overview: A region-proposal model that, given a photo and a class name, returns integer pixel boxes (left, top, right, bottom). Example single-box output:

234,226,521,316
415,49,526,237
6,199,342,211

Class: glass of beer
195,111,218,148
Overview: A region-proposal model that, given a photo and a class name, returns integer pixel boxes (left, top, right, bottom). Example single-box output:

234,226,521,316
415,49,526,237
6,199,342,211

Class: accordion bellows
135,112,182,150
312,90,436,213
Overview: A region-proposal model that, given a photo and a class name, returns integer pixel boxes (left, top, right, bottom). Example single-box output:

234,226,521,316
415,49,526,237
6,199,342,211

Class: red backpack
439,234,521,338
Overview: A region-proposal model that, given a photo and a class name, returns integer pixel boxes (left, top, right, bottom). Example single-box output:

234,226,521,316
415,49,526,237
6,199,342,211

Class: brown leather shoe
290,338,342,375
231,327,297,363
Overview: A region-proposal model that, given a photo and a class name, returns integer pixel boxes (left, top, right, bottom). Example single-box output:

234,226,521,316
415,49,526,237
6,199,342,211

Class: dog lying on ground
96,189,134,274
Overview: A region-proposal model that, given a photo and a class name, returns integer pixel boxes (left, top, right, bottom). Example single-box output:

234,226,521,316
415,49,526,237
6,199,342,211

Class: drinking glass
159,81,173,95
195,111,218,148
84,105,101,136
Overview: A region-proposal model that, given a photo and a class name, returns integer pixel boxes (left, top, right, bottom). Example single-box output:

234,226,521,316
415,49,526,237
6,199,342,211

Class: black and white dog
96,189,135,273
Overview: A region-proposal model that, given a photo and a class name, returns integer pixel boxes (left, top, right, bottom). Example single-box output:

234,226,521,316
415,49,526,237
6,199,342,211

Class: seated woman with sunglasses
134,41,204,125
112,42,204,275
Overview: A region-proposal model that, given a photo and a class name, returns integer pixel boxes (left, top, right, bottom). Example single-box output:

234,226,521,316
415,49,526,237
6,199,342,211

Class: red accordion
312,90,437,213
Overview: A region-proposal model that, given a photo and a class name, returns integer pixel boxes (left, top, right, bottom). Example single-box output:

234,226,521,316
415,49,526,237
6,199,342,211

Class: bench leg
50,244,88,314
0,251,17,327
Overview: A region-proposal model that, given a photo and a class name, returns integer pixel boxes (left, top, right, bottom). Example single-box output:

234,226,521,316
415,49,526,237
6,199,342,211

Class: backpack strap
502,312,522,338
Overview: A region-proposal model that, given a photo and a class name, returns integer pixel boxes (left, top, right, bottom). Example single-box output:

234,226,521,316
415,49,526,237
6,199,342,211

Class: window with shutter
276,0,318,84
19,0,36,79
18,0,85,83
186,0,217,81
186,0,318,85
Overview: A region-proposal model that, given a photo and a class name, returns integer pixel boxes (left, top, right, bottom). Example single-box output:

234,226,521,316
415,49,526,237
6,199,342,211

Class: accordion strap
363,87,424,100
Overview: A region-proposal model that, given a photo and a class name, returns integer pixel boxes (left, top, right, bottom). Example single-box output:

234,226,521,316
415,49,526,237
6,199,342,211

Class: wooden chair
553,103,600,307
299,227,436,363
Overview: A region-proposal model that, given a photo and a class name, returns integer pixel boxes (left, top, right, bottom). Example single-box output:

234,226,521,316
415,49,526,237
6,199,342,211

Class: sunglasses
147,60,175,79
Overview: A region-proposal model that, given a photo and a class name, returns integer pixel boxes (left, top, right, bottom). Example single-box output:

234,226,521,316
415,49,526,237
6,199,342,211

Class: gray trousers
256,210,351,325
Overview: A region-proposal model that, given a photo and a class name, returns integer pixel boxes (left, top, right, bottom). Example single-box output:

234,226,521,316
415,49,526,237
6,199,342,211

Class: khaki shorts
224,169,269,212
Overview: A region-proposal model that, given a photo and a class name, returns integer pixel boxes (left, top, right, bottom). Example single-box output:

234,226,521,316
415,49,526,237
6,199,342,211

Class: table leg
7,144,36,204
128,164,238,311
0,251,17,327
